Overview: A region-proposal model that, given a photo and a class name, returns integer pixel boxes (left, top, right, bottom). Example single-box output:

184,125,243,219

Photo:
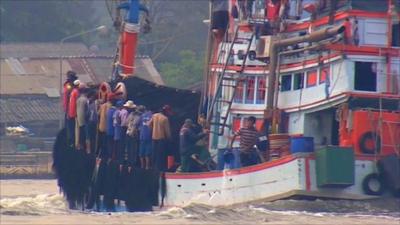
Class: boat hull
163,154,379,207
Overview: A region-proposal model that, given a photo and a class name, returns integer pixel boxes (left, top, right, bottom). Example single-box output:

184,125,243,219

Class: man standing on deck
63,71,78,119
138,106,153,169
179,119,208,172
87,91,99,155
231,116,260,167
148,105,172,171
113,100,124,161
98,95,112,158
106,99,117,160
125,101,139,165
211,0,229,44
67,79,80,147
76,84,89,152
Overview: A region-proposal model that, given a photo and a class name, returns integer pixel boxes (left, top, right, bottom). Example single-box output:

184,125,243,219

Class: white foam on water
247,204,400,220
0,194,68,216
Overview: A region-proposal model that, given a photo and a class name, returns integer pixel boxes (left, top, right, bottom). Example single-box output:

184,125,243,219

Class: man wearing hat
76,85,89,151
148,105,173,171
124,100,138,165
119,100,133,161
67,79,81,147
113,100,125,161
179,119,208,172
63,71,78,114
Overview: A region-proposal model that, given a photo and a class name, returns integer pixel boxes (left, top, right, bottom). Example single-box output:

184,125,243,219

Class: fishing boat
160,0,400,207
53,0,400,211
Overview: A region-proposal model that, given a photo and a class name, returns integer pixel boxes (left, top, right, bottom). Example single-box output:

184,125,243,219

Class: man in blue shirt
138,106,152,169
113,100,125,161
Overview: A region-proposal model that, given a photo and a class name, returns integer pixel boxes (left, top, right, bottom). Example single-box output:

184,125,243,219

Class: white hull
163,154,377,207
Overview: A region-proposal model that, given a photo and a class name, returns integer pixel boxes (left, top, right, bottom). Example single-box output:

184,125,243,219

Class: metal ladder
207,26,254,135
111,39,121,81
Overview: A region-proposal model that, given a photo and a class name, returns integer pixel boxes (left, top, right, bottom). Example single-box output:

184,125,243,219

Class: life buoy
113,82,127,101
362,173,384,196
99,82,111,102
358,131,381,154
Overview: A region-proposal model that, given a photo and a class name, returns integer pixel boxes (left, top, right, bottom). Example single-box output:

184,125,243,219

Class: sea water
0,179,399,224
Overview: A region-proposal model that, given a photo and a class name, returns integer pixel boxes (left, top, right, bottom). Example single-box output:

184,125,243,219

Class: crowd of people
62,71,215,173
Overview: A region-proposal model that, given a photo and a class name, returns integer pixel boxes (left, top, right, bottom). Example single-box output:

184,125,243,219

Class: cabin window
354,62,377,92
319,66,329,84
281,75,292,91
256,77,266,104
234,76,265,104
234,80,244,103
393,23,400,47
306,70,317,87
245,76,256,103
293,72,304,90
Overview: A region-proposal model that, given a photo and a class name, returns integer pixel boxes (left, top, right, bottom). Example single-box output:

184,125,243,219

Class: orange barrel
269,134,290,159
167,156,175,169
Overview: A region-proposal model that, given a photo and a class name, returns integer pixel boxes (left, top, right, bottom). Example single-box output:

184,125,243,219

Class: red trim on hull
165,153,382,180
165,155,297,179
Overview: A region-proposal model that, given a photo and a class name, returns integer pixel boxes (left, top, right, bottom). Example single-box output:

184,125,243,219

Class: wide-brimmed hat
73,80,81,86
123,100,136,109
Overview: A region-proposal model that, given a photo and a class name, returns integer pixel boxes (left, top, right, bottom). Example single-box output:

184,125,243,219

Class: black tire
359,131,381,154
362,173,385,196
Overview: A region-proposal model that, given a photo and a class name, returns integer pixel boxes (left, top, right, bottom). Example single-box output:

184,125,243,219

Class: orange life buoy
99,82,111,102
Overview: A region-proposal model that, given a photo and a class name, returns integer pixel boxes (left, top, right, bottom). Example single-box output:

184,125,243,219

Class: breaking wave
0,194,67,216
1,192,399,223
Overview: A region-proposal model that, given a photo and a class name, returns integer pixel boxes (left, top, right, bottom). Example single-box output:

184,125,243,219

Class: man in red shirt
343,18,352,45
62,71,78,123
67,80,80,147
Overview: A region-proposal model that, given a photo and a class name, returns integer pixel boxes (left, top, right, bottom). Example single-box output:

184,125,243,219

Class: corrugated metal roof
0,95,60,123
0,58,93,95
0,43,89,58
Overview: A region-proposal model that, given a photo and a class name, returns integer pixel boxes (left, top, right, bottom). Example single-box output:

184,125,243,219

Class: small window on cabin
293,73,304,90
245,76,256,103
354,62,377,92
234,80,244,103
256,77,266,104
306,70,317,87
319,66,329,84
281,75,292,91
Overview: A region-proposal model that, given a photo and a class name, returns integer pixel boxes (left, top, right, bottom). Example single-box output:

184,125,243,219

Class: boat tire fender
362,173,385,196
359,131,381,154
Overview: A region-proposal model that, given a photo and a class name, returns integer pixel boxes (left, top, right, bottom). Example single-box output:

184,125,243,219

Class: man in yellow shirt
148,105,172,171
